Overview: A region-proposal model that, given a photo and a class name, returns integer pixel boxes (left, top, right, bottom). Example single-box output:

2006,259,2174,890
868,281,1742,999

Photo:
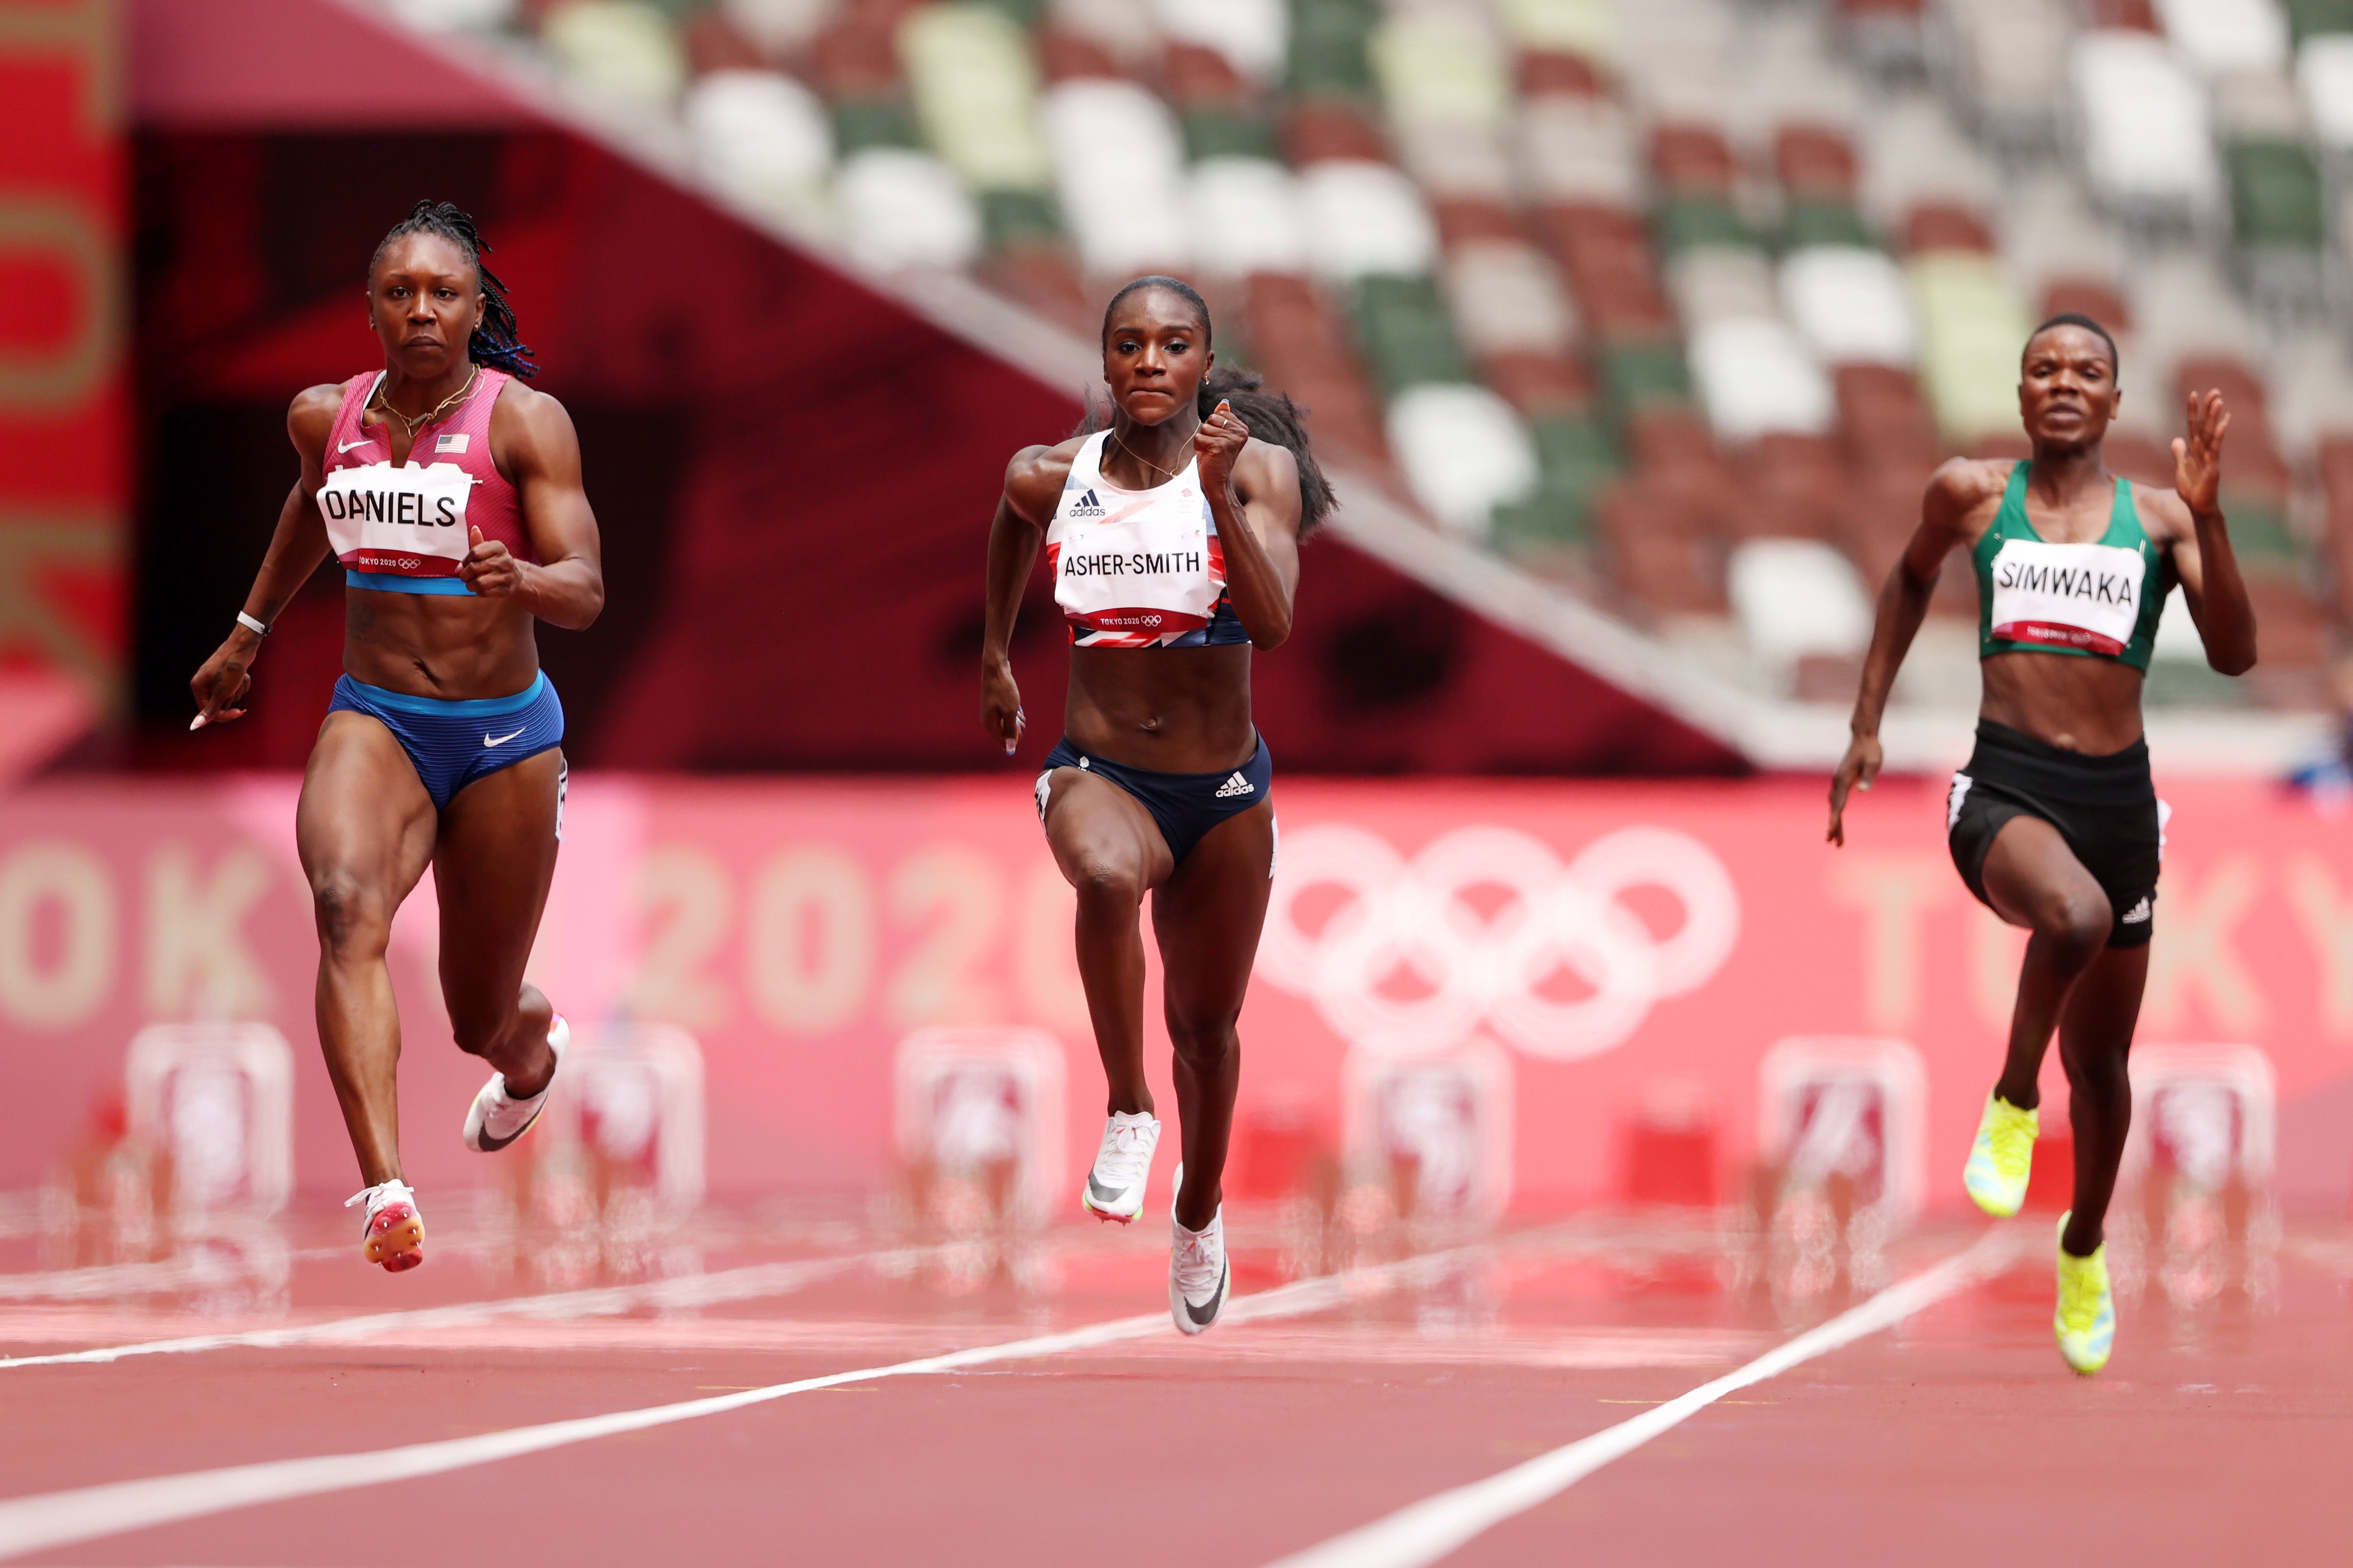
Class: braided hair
1086,278,1335,540
370,200,538,379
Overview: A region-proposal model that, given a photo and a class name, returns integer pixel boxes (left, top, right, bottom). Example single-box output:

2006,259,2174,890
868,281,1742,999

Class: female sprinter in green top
1828,313,2257,1374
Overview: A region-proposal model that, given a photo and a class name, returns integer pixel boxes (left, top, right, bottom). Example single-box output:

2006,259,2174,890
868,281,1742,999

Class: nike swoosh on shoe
1183,1262,1228,1326
1087,1174,1130,1205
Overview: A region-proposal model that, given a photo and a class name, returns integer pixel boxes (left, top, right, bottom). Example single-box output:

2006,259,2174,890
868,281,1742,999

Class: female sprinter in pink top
187,202,604,1272
982,276,1331,1332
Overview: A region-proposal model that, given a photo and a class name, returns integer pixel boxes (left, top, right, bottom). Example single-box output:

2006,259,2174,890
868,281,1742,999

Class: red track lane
2,1217,2346,1566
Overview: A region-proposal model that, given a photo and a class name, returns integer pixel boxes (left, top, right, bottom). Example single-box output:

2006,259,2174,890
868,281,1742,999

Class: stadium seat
541,2,686,107
1386,383,1540,537
1044,79,1191,275
1370,10,1512,130
1397,120,1514,203
2073,31,2223,219
1945,0,2072,140
1668,246,1778,330
1300,161,1439,282
1354,274,1473,396
723,0,843,60
1908,252,2031,444
1446,240,1578,360
1184,105,1281,162
2271,337,2353,461
1728,539,1874,673
386,0,512,32
2297,36,2353,152
2154,0,2291,73
1189,157,1308,276
1288,0,1374,98
1689,319,1835,443
1493,0,1617,59
684,70,837,230
1152,0,1290,82
1857,95,1997,238
900,5,1053,199
2000,175,2128,318
835,146,984,270
1492,412,1620,559
2129,252,2261,403
1781,247,1917,368
1516,95,1641,208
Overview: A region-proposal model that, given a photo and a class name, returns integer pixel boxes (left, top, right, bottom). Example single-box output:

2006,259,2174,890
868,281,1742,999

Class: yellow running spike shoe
2054,1213,2115,1376
1962,1092,2037,1217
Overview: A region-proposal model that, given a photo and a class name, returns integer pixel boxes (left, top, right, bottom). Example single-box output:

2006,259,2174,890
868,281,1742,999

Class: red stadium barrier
1,773,2348,1212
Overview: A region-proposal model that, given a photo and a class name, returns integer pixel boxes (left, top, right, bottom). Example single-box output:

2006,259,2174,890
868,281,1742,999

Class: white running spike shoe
463,1013,568,1154
346,1179,424,1273
1169,1165,1229,1336
1081,1110,1161,1223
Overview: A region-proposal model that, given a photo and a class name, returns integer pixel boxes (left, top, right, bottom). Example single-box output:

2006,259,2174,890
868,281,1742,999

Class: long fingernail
189,714,207,731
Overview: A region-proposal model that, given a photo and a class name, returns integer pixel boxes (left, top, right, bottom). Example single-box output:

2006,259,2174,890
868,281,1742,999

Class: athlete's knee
1167,1010,1239,1068
1069,854,1145,913
2061,1040,2130,1099
309,873,392,958
2031,888,2112,962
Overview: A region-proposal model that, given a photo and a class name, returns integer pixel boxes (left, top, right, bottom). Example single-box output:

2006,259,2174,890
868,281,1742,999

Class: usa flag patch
435,432,470,454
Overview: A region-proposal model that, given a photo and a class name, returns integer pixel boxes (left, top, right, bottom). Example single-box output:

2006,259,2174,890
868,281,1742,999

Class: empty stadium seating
383,0,2353,711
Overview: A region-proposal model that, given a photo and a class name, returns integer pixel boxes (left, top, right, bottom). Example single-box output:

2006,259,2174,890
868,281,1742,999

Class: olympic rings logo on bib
1254,824,1741,1061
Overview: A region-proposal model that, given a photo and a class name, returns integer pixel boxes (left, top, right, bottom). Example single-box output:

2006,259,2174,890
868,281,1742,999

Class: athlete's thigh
1978,813,2108,930
1149,801,1275,1015
2059,943,2150,1059
432,748,564,994
1040,767,1173,892
295,712,437,916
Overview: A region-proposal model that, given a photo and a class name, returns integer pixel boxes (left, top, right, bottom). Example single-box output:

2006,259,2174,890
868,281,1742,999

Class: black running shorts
1946,720,2164,949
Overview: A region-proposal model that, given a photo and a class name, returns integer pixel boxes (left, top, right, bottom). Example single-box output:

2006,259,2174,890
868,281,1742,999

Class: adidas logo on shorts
2120,895,2152,924
1213,771,1254,799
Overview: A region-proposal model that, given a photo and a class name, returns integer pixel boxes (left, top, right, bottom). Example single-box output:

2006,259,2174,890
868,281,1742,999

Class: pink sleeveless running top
319,368,533,594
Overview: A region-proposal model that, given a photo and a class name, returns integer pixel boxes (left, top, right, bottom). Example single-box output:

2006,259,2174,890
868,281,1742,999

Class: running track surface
0,1199,2343,1566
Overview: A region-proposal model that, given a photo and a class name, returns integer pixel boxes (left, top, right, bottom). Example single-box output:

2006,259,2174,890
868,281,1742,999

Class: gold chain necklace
1107,424,1189,486
370,365,478,437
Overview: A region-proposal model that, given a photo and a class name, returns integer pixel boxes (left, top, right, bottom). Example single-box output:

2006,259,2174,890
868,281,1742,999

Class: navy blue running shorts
328,671,565,812
1036,735,1273,864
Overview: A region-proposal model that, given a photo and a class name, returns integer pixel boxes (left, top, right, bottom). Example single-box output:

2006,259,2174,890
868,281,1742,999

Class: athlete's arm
1195,402,1303,648
188,385,342,727
2152,389,2257,677
470,385,603,628
1828,458,1999,845
980,444,1070,756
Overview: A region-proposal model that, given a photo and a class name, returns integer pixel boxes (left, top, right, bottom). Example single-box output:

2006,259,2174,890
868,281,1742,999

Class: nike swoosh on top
338,439,372,453
484,727,527,747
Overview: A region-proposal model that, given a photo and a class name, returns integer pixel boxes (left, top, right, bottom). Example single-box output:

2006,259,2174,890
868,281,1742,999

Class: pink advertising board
1,772,2347,1211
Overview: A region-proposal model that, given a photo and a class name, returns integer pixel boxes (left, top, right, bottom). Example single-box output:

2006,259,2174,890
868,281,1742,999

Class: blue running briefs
328,671,564,811
1037,735,1272,864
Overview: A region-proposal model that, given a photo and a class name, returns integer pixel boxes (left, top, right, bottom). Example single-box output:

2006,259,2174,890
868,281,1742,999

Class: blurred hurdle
1758,1036,1927,1226
123,1023,294,1218
535,1023,707,1216
893,1027,1066,1230
2123,1044,2278,1309
1341,1039,1514,1226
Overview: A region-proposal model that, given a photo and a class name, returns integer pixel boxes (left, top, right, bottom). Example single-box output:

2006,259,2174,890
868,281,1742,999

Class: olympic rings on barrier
1254,823,1741,1061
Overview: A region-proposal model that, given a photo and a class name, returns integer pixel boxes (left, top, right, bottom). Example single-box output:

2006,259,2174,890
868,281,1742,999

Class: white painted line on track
0,1248,913,1370
0,1236,1511,1560
1257,1228,2025,1568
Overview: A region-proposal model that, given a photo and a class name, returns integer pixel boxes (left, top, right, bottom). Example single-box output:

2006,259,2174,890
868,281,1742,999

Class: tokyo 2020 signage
1255,824,1742,1061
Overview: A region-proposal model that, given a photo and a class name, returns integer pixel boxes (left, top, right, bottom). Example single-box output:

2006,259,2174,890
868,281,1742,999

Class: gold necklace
371,365,478,437
1108,424,1188,486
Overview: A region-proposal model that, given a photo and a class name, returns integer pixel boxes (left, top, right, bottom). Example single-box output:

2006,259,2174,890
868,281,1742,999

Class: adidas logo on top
1213,772,1253,799
1068,488,1105,519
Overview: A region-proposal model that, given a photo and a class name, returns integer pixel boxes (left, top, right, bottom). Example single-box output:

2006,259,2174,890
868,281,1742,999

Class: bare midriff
344,588,541,700
1980,650,2146,756
1066,643,1256,772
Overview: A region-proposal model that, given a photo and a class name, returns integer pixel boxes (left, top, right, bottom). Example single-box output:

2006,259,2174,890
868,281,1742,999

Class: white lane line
1258,1228,2024,1568
0,1248,915,1370
0,1237,1507,1561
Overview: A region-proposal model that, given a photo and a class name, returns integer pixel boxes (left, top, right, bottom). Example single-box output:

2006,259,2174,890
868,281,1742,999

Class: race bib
318,461,475,578
1987,538,2145,656
1052,489,1219,639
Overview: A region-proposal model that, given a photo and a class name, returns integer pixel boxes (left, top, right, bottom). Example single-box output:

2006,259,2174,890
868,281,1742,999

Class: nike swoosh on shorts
484,727,526,747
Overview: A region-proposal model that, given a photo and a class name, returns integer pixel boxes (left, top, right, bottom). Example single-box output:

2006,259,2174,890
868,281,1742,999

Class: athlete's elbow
2209,642,2256,677
1246,611,1293,649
